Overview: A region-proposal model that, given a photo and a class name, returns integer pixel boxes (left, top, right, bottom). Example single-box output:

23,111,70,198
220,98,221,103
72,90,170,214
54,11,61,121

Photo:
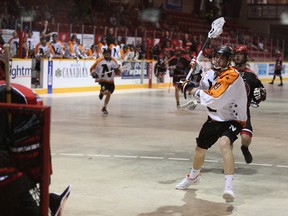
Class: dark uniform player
233,45,266,164
154,48,172,82
168,47,191,109
269,51,283,86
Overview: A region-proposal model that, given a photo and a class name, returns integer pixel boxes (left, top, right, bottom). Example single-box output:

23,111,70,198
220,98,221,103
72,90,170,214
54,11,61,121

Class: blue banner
48,60,53,94
257,63,267,76
121,62,148,79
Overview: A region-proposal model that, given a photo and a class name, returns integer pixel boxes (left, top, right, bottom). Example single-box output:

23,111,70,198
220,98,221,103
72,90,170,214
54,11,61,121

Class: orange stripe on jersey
204,68,239,98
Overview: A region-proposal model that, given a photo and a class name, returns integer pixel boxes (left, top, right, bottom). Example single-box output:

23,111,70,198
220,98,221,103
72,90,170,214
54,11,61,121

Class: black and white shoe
49,185,72,216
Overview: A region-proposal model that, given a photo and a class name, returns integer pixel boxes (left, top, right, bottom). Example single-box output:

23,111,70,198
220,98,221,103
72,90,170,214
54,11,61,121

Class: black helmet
103,48,111,61
212,45,233,72
214,45,233,58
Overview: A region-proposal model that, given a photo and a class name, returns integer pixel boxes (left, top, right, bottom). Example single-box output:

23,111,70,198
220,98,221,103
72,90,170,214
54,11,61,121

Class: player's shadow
137,189,233,216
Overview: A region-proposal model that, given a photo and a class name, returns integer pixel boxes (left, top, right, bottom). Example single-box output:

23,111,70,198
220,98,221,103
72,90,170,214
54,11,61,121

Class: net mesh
0,103,51,216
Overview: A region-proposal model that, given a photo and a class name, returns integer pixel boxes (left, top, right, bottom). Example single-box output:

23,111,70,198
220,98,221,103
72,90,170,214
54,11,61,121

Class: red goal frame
0,102,51,216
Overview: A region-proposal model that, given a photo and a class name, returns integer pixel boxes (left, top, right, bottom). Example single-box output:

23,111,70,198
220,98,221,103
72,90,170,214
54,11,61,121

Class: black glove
253,87,266,104
91,72,98,79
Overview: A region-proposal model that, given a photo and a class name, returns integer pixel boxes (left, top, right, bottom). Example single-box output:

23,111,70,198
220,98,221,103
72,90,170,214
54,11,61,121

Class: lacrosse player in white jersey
109,39,122,60
90,48,122,115
175,45,247,202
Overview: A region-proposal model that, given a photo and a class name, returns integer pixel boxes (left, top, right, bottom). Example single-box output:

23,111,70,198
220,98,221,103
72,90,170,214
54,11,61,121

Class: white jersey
111,44,121,59
90,57,120,83
9,38,19,57
26,37,36,52
197,67,247,124
50,40,65,56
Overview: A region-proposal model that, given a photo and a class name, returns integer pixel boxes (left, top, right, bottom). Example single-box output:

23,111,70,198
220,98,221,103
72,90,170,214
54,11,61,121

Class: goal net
0,102,51,216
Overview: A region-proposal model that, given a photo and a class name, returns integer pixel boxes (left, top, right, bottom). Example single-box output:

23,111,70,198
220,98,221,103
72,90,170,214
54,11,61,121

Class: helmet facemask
103,49,112,61
211,53,231,73
211,45,233,73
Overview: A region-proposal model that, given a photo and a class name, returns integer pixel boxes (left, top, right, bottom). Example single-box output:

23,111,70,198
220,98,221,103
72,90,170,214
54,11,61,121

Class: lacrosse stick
178,99,198,112
104,63,131,74
185,17,225,80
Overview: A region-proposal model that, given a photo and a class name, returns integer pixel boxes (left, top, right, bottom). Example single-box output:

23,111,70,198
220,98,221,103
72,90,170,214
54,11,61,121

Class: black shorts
196,117,243,150
274,69,282,76
172,72,187,85
99,82,115,94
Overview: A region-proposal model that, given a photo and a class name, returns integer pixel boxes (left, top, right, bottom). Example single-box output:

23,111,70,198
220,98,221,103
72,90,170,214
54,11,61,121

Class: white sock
189,168,200,179
225,175,234,190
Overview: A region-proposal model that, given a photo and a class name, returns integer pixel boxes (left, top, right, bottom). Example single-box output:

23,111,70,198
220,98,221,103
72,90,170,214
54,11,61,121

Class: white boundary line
53,153,288,169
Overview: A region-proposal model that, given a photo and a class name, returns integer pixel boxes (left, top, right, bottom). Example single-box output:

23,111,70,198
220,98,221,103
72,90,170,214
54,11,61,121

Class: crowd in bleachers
0,0,282,63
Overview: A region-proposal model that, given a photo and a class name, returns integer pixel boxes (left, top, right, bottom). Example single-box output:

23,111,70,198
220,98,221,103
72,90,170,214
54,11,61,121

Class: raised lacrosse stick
186,17,225,80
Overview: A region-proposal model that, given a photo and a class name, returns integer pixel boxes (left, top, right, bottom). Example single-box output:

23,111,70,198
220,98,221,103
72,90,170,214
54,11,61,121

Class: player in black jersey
233,45,266,164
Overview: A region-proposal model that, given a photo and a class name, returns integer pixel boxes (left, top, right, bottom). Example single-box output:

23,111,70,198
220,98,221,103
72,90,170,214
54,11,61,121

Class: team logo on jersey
214,82,221,90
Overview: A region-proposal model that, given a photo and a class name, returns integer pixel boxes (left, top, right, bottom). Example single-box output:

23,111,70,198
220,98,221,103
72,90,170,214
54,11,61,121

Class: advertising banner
10,59,32,88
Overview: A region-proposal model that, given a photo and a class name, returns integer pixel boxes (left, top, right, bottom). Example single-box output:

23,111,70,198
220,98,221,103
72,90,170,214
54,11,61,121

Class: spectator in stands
182,33,192,51
0,29,5,46
159,31,171,50
105,28,115,47
190,35,199,56
269,51,283,86
109,13,117,27
87,44,98,59
8,31,19,58
258,40,264,51
50,33,65,58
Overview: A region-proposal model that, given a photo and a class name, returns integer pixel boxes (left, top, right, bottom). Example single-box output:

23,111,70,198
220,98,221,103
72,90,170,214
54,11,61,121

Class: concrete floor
42,82,288,216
